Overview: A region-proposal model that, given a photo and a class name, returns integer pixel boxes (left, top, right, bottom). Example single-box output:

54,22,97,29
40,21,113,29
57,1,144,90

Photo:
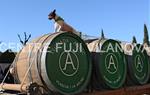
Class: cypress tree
101,29,105,39
143,24,149,46
132,36,137,44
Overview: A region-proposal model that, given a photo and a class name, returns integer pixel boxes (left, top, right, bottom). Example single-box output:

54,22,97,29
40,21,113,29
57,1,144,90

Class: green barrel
126,44,150,85
145,46,150,83
14,31,92,95
41,32,92,94
87,39,126,89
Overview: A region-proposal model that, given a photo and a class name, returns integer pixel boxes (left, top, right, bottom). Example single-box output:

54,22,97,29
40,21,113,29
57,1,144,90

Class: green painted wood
99,39,126,89
43,32,92,94
90,39,126,89
127,44,150,85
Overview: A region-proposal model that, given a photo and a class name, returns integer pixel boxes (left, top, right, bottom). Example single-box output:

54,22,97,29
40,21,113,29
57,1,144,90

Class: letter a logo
63,52,76,70
108,55,117,69
59,52,79,76
136,56,143,72
105,54,118,74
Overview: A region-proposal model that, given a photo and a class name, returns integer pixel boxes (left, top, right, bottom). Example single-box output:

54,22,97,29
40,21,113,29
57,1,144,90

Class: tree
18,32,31,46
101,29,105,39
143,24,149,46
132,36,137,44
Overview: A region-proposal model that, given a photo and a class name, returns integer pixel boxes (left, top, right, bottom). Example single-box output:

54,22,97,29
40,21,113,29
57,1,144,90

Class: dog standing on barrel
48,9,76,33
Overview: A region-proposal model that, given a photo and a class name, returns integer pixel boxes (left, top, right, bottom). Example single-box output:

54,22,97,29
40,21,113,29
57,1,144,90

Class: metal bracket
27,83,40,95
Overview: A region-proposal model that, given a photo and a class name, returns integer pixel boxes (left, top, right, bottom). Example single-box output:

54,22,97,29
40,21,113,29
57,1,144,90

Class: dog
48,9,76,33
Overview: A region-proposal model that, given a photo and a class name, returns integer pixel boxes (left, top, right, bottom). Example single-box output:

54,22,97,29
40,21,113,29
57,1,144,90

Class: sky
0,0,149,51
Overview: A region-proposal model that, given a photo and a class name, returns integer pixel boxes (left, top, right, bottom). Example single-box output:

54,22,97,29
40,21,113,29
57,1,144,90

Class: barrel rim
129,44,150,84
99,39,127,89
41,31,92,94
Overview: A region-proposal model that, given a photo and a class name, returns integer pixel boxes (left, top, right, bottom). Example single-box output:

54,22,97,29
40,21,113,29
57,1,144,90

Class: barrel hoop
40,32,68,92
27,34,49,83
41,32,92,94
36,33,59,91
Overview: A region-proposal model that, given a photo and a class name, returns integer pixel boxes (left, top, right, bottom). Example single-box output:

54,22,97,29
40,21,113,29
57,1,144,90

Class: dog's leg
54,23,61,32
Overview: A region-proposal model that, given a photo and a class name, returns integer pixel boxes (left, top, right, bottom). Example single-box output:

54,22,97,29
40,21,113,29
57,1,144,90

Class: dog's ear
53,9,56,13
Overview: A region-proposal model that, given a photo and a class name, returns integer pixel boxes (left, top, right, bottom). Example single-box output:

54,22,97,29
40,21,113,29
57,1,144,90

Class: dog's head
48,9,56,20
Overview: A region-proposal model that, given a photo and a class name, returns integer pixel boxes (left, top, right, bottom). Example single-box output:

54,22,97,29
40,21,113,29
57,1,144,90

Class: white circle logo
59,51,79,76
105,53,118,74
135,55,143,72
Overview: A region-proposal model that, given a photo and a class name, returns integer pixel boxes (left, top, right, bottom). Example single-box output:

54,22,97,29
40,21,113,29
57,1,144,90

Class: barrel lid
131,44,150,84
42,32,91,94
99,39,126,89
